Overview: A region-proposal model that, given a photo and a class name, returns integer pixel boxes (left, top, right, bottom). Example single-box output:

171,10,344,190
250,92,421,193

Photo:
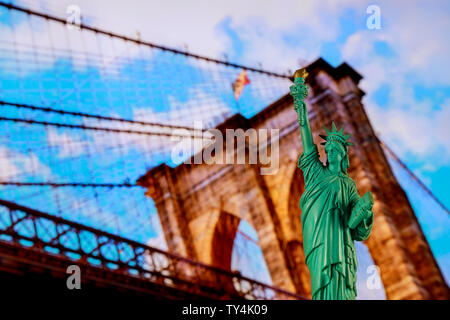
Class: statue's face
325,141,345,165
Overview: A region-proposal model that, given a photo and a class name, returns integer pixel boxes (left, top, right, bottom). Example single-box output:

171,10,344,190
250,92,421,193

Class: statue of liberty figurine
289,68,374,300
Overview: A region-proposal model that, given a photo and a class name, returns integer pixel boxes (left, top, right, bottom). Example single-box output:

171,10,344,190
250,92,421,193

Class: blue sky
0,0,448,299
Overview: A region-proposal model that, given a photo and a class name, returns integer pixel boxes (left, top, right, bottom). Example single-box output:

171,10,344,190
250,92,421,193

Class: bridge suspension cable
0,100,207,132
0,0,447,292
0,1,291,80
378,137,449,215
0,115,206,139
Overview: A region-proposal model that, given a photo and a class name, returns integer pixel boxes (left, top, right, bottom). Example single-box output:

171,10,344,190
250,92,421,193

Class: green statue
289,68,374,300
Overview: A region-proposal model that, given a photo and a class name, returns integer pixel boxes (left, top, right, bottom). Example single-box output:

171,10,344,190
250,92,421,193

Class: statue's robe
298,145,373,300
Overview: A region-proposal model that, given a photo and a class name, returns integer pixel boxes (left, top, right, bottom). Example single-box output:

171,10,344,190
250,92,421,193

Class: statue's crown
320,122,354,147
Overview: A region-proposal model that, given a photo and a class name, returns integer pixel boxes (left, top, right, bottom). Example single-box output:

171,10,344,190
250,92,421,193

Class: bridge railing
0,199,305,300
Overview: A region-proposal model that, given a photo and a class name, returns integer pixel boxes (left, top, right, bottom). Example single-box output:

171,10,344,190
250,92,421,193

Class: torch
289,68,309,126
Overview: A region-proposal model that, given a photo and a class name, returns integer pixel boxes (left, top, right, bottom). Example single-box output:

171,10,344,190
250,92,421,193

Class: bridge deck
0,199,305,300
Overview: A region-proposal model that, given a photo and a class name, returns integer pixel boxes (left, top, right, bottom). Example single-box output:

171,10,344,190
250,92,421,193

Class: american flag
232,69,250,100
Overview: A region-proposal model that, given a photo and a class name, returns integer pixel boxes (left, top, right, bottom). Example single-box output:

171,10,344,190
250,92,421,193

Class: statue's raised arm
289,68,314,154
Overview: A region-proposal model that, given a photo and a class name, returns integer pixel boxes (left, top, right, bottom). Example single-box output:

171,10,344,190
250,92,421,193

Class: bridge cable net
379,139,450,282
0,1,293,290
3,1,446,293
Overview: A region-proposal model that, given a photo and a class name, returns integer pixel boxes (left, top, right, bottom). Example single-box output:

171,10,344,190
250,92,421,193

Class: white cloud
5,0,448,173
47,127,86,158
0,148,19,180
0,0,151,79
1,0,365,74
0,145,52,180
338,1,450,167
42,86,229,160
367,98,450,162
3,0,447,83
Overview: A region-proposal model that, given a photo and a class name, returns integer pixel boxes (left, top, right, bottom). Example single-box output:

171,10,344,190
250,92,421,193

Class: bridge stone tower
137,58,449,300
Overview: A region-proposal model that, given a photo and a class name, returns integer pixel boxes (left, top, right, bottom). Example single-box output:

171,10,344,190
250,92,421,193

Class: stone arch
137,58,448,299
188,208,248,272
231,219,273,285
184,208,242,296
284,161,312,297
210,210,241,269
187,208,221,266
287,165,304,240
198,209,280,295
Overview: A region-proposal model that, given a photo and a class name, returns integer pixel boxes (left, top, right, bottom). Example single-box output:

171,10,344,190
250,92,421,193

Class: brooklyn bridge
0,2,448,300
